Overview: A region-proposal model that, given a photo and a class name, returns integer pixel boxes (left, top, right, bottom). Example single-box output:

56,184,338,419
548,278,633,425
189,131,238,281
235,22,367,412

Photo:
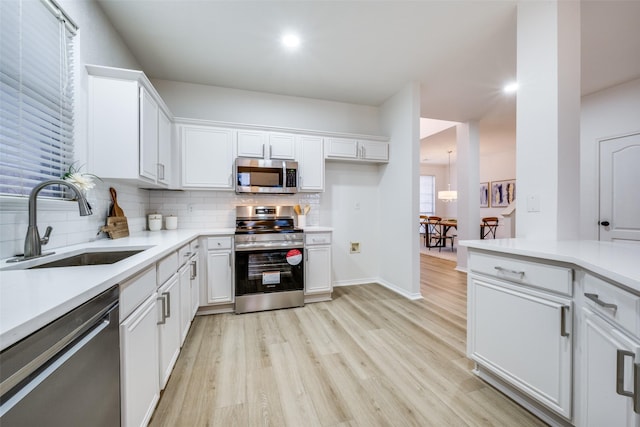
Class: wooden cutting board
109,187,125,217
101,216,129,239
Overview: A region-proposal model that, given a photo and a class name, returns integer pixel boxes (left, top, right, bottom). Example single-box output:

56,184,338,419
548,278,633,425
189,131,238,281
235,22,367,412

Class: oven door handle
235,243,304,251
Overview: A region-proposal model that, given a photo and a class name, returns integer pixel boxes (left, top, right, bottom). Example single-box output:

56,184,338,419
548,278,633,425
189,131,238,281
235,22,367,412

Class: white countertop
461,239,640,293
0,228,234,350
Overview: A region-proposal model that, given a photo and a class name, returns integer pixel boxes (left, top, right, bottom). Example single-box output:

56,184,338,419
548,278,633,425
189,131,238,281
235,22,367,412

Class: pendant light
438,150,457,202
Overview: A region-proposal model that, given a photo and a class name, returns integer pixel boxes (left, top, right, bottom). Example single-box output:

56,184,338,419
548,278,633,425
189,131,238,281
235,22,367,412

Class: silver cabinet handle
158,163,165,180
163,291,171,318
494,266,525,278
184,251,193,258
635,362,640,414
305,249,309,262
268,144,272,159
560,305,570,337
157,295,167,325
262,143,265,158
190,260,197,280
584,293,618,311
617,350,636,409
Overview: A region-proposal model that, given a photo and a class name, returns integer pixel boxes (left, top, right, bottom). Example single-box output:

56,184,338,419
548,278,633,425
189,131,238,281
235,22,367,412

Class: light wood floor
150,255,546,426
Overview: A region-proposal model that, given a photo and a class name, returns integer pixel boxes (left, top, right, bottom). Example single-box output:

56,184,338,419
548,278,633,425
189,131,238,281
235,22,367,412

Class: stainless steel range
234,206,304,314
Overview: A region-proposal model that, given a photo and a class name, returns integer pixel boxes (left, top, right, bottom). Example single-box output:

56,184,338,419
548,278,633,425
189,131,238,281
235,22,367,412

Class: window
0,0,77,199
420,175,435,215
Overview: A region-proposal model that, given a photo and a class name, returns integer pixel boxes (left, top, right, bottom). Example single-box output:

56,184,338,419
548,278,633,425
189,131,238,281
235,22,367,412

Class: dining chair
481,217,499,239
426,216,444,249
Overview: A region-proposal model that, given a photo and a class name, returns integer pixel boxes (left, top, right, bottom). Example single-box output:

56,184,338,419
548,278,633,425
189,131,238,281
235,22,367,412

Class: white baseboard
333,278,423,300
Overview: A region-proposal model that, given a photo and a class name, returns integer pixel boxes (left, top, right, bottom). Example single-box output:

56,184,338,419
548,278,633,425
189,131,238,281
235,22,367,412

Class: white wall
580,78,640,239
152,79,382,136
0,0,149,259
378,82,421,299
322,162,382,285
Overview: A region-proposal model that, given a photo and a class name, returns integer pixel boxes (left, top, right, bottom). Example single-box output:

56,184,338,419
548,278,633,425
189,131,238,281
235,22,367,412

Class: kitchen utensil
109,187,124,217
303,205,310,215
294,205,301,215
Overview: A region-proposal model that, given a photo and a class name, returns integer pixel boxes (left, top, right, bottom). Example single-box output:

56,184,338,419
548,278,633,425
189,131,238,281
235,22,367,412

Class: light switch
527,194,540,212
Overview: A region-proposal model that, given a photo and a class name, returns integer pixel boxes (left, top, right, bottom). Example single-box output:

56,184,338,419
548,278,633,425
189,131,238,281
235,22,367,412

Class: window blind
420,175,435,215
0,0,77,199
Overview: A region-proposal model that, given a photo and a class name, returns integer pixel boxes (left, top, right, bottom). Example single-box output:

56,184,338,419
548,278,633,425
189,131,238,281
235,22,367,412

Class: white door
599,133,640,241
181,126,234,188
139,87,159,181
297,135,324,192
157,275,181,389
305,246,332,294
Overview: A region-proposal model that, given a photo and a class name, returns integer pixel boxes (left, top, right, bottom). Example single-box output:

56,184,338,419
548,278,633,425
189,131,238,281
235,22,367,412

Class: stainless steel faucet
24,179,93,259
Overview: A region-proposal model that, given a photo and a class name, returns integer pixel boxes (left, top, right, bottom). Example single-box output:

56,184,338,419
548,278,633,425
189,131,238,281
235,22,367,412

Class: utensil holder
297,214,306,228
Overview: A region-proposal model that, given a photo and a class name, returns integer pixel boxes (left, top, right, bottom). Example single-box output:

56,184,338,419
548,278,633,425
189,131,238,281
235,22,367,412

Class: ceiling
97,0,640,163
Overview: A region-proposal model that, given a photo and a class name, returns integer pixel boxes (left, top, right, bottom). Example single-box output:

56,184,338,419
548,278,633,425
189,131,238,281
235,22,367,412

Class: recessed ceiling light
503,82,519,94
282,33,301,49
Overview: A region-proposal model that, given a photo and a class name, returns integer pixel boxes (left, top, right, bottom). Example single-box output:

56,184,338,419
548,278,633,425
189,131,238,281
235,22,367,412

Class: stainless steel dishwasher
0,286,120,426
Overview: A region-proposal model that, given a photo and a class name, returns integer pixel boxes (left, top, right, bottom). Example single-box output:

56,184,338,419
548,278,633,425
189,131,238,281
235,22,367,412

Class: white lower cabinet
157,274,181,390
120,293,159,427
205,238,234,305
304,232,332,301
581,307,640,426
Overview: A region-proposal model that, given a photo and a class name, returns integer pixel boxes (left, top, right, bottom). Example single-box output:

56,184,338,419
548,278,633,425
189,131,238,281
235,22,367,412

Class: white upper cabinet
296,135,324,192
87,65,173,188
237,130,295,160
180,124,235,189
325,137,388,163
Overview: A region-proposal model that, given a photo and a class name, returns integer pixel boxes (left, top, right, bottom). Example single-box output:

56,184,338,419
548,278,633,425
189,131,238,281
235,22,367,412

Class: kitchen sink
28,250,146,269
1,247,152,270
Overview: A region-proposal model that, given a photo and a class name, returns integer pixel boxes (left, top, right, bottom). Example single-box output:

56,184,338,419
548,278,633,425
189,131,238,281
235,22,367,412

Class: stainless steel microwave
235,158,298,194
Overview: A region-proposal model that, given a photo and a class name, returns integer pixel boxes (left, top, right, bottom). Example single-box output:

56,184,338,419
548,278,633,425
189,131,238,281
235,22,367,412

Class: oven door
235,247,304,296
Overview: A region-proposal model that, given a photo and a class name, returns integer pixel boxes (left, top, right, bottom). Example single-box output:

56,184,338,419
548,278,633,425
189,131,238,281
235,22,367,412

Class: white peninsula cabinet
200,236,235,314
465,241,640,427
179,124,235,189
467,250,573,423
325,137,388,163
304,231,333,302
237,130,296,160
87,65,172,188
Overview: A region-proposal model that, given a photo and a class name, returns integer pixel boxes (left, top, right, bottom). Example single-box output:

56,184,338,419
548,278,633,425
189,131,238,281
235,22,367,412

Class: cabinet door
305,246,332,294
468,276,573,418
190,254,200,317
237,130,267,158
269,133,296,159
359,140,389,161
120,294,159,427
140,87,159,181
297,135,324,192
581,308,640,426
157,109,172,186
178,263,192,346
157,275,181,389
181,126,234,189
206,250,234,304
325,137,358,159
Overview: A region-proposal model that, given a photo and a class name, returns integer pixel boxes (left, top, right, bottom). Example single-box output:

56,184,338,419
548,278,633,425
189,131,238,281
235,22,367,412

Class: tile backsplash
148,190,322,230
0,184,322,259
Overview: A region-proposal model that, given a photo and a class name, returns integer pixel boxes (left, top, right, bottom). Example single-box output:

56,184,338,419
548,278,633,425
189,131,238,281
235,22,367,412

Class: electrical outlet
350,242,360,253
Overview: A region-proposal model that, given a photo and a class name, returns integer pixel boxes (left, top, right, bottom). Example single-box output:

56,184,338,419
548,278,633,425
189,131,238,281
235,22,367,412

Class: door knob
599,221,610,226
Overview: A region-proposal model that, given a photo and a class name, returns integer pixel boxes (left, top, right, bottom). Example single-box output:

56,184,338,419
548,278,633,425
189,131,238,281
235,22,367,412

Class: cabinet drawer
469,251,572,296
178,243,192,267
120,266,156,321
305,233,331,245
157,252,178,286
208,236,232,250
583,273,640,336
189,239,200,253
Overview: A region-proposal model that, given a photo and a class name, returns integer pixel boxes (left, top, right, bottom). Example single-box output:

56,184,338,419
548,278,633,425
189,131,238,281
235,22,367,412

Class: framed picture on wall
491,179,516,208
480,182,489,208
